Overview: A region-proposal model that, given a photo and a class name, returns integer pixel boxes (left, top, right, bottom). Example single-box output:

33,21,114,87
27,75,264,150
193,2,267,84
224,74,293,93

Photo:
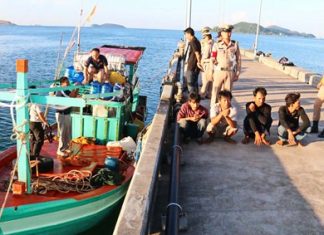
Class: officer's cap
219,24,234,32
201,26,211,33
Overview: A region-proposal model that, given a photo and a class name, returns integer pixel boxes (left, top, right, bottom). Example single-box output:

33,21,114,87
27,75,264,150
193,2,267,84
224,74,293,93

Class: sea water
1,26,324,151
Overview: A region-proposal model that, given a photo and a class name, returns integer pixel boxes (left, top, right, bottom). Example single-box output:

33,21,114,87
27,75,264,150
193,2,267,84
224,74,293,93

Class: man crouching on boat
83,48,109,84
56,77,78,157
177,93,208,144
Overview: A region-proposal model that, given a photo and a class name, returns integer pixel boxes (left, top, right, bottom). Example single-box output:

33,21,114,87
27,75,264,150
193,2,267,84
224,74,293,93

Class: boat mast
254,0,263,57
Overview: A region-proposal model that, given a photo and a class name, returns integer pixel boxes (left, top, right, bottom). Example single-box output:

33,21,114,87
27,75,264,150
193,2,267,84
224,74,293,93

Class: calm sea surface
1,26,324,151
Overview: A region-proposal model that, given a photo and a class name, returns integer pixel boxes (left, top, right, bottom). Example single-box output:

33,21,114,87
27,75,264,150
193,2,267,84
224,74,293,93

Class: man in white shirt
206,90,238,143
29,87,49,158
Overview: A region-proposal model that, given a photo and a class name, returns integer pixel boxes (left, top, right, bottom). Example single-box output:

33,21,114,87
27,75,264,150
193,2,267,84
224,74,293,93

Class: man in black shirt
184,27,203,93
83,48,108,84
277,92,310,146
242,87,272,146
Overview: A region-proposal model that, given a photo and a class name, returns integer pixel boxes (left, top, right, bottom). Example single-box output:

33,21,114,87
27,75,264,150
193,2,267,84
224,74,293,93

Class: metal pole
186,0,192,28
254,0,263,57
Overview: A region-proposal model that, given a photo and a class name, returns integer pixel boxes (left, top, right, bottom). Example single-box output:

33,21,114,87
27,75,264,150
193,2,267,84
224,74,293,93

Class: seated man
177,93,208,143
277,92,310,146
207,90,238,143
83,48,108,84
242,87,272,146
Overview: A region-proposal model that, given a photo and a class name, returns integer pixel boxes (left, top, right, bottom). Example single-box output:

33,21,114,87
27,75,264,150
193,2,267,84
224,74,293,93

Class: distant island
0,20,16,26
213,22,316,38
92,23,126,29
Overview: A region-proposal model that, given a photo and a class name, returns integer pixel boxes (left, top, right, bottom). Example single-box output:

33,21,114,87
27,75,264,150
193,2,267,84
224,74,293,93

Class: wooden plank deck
176,57,324,234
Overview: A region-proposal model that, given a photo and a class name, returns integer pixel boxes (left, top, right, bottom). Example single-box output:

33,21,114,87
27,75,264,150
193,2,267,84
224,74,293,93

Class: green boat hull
0,180,130,235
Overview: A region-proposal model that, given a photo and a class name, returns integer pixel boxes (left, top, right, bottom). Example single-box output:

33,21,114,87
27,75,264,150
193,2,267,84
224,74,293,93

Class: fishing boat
0,43,146,234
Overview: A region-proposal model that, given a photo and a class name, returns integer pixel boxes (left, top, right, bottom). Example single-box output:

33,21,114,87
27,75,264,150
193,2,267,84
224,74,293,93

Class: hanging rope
0,142,24,220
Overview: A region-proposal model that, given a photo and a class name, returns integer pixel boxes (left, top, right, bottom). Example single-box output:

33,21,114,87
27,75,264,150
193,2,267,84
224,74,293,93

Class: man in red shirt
177,93,208,143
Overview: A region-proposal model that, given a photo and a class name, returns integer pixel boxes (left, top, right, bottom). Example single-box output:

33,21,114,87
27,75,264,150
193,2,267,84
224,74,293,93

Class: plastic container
119,136,136,154
90,81,102,94
71,71,84,83
64,66,75,79
113,83,124,99
101,82,113,100
104,157,119,172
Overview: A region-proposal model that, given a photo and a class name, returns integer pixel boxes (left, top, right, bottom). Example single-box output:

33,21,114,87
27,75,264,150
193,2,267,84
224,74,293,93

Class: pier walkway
150,56,324,235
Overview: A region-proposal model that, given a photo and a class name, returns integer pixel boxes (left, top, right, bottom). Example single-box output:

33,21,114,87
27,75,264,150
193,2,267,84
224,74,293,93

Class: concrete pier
150,56,324,234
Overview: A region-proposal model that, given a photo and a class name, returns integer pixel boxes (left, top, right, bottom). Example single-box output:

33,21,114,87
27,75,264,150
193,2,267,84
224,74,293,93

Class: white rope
0,143,24,220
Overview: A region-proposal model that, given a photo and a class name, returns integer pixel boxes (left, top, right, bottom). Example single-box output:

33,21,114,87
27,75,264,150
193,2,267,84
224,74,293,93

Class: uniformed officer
210,24,241,105
200,27,214,99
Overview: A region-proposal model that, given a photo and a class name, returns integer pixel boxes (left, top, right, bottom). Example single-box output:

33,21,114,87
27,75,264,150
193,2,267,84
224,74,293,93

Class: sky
1,0,324,37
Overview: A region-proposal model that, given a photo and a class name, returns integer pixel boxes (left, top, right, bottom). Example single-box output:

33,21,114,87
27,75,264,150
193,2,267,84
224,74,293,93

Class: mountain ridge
213,22,316,38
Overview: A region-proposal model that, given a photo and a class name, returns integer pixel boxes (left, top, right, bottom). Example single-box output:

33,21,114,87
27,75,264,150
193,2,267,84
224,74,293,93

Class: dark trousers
243,116,272,138
30,122,44,157
178,119,207,139
184,70,199,94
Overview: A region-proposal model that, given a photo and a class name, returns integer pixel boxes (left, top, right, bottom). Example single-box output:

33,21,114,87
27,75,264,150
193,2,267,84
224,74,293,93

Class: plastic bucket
101,82,113,100
89,81,102,94
64,66,75,79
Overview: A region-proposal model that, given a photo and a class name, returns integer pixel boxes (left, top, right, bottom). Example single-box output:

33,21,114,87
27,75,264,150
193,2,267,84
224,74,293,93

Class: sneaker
310,125,319,133
319,130,324,138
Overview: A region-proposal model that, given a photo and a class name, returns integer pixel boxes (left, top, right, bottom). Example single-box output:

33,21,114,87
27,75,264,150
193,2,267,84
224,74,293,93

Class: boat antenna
254,0,263,58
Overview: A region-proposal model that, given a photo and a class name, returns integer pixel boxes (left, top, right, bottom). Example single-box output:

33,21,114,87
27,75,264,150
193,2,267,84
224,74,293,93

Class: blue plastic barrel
104,157,119,171
64,66,75,79
89,81,102,94
71,72,84,83
101,82,113,100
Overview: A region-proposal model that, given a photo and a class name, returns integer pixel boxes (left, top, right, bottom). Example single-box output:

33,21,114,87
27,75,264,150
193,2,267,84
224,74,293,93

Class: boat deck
150,57,324,234
0,139,134,207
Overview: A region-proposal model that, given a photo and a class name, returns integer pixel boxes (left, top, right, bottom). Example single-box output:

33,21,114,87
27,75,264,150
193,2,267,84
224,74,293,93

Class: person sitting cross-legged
206,90,238,143
276,92,310,147
242,87,272,146
177,92,208,143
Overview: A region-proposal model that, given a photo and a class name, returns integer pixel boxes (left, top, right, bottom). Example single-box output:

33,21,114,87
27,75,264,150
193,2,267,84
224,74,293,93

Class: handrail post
16,59,32,193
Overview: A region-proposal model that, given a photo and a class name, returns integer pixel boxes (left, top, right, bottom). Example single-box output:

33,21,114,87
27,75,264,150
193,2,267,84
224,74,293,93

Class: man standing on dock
200,27,214,99
277,93,310,147
210,24,241,104
310,75,324,137
184,27,203,94
177,93,208,143
242,87,272,146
